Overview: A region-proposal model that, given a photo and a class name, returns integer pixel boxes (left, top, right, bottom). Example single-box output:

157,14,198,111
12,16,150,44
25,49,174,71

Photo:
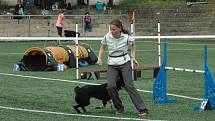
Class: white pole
131,23,135,80
75,23,79,80
131,23,134,36
165,66,204,73
132,12,135,35
2,35,215,41
158,22,161,66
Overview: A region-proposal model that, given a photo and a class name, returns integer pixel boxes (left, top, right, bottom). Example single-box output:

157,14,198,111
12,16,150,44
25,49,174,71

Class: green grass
1,40,215,121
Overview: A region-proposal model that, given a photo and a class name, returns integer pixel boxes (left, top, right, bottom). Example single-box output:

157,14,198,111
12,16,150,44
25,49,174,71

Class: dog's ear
74,86,80,93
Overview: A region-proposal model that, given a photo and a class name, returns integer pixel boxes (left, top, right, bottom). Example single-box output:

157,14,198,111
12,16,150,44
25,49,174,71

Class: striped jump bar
165,66,204,73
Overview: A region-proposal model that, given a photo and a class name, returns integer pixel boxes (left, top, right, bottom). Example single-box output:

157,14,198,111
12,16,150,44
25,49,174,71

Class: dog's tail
74,86,80,93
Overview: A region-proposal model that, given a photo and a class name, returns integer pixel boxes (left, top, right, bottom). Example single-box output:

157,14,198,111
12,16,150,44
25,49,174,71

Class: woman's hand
96,58,103,65
132,58,139,67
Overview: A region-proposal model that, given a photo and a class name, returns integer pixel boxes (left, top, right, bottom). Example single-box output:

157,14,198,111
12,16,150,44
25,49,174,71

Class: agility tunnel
17,43,97,71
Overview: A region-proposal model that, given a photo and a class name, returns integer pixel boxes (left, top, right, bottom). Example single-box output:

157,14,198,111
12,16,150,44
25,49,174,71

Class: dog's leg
95,100,108,109
73,105,81,113
108,100,113,109
102,100,108,108
81,106,86,112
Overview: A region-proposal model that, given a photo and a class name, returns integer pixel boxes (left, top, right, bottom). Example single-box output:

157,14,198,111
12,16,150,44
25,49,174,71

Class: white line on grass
136,89,202,101
0,72,99,85
0,72,202,101
0,52,23,55
0,106,165,121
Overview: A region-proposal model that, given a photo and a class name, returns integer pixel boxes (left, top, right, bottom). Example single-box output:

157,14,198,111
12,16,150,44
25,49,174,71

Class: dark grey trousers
107,61,147,111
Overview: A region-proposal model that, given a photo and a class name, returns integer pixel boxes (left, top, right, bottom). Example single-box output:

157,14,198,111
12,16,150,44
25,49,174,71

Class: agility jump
152,42,215,111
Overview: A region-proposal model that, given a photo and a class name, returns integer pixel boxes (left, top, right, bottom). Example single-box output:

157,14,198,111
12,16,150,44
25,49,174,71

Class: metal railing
0,14,129,37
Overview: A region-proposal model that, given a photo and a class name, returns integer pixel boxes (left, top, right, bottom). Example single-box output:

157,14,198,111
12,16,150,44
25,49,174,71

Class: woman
14,2,24,19
97,19,148,117
84,12,92,32
56,9,65,45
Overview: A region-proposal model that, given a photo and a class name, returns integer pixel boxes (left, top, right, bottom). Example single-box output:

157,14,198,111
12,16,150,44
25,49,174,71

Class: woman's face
110,25,121,39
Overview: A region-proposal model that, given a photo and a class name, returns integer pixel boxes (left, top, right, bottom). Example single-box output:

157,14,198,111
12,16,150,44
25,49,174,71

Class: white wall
2,0,122,7
67,0,122,6
66,0,77,6
1,0,18,6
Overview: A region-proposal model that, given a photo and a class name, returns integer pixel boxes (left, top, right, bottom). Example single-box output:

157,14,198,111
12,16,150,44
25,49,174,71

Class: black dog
73,78,124,113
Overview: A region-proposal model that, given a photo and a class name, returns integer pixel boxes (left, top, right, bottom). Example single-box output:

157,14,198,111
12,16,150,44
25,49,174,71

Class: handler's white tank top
101,32,134,65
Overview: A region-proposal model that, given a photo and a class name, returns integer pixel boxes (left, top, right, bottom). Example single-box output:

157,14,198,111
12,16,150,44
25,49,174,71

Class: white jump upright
157,22,161,67
131,22,135,80
75,23,79,80
130,12,136,81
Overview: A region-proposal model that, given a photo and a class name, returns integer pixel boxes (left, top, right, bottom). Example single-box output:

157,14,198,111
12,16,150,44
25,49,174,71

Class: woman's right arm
97,44,107,65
